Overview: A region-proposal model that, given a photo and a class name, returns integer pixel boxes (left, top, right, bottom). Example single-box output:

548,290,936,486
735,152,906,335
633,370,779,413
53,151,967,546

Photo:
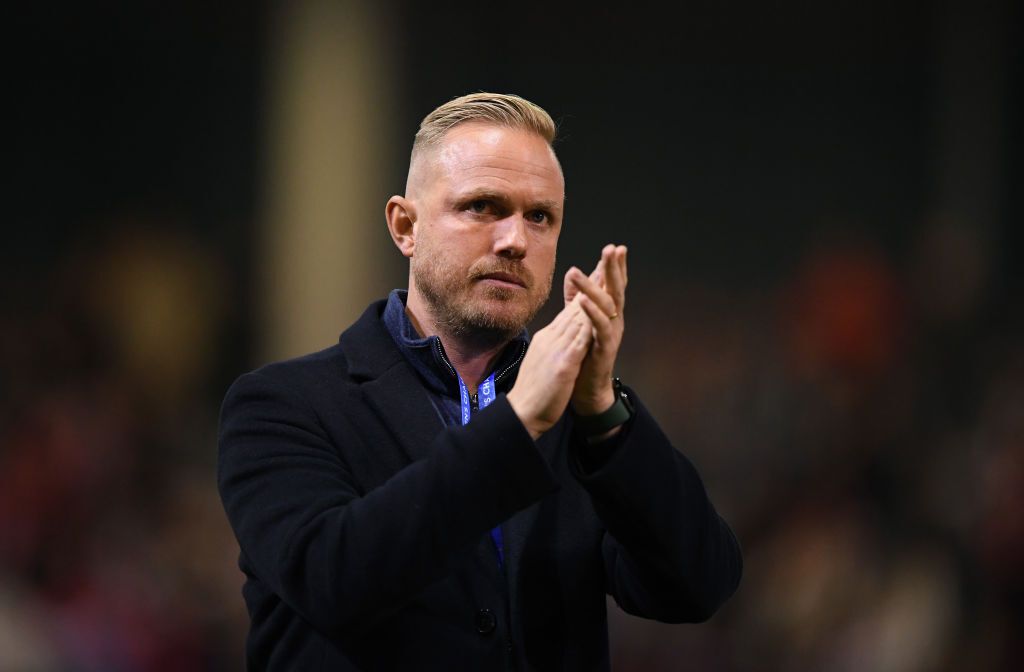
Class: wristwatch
574,378,635,437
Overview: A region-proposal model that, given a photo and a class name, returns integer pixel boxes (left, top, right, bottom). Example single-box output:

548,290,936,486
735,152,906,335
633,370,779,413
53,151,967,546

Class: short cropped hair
412,92,557,154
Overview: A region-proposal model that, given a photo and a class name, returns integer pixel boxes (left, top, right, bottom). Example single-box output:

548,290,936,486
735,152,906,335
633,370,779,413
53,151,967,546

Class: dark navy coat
217,300,742,670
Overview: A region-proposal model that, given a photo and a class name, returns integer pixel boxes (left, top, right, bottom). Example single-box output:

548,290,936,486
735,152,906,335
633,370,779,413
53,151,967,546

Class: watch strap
574,378,634,436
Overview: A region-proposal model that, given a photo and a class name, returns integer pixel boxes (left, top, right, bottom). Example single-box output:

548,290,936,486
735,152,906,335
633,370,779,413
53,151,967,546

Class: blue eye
468,200,490,214
528,211,548,224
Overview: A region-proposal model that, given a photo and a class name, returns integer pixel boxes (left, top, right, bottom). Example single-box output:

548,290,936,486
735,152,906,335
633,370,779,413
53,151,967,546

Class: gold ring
609,312,619,319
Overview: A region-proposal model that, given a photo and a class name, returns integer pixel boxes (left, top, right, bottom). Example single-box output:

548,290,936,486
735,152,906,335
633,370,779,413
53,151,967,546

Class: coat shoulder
250,342,352,392
229,298,392,399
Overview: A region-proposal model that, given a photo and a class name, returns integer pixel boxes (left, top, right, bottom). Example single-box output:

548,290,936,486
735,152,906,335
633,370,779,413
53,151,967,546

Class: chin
464,299,530,332
477,284,521,302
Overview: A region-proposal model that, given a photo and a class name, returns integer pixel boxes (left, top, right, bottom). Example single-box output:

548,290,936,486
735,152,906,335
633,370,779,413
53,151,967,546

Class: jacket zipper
434,339,457,377
435,340,527,388
493,341,527,386
436,338,520,665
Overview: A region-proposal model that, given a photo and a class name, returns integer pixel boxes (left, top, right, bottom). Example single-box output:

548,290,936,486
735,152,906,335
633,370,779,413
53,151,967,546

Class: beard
412,247,553,348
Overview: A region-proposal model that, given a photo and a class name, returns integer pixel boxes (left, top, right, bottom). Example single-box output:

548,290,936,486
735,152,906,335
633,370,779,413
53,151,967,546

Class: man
218,93,742,670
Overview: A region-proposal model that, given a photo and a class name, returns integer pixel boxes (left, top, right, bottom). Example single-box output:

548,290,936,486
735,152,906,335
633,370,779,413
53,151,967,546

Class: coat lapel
340,300,445,465
360,364,445,463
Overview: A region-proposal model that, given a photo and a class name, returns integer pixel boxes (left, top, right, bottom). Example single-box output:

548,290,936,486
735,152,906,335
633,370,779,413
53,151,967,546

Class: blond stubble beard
412,245,554,346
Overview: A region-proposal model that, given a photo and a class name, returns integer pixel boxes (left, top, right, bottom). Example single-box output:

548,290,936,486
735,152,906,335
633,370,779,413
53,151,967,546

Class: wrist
572,385,616,417
572,378,634,437
506,388,544,440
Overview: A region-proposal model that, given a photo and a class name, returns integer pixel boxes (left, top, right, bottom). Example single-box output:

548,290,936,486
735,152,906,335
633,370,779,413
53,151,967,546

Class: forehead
429,123,564,199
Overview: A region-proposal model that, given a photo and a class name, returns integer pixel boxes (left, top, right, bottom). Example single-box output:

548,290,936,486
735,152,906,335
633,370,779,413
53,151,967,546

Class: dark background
3,1,1021,669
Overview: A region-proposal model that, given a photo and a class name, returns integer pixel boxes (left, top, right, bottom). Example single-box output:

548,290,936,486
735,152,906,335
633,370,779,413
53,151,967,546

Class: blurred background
3,0,1021,669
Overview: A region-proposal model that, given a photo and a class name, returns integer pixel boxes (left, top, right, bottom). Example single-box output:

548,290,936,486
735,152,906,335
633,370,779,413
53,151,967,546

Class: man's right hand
507,296,593,440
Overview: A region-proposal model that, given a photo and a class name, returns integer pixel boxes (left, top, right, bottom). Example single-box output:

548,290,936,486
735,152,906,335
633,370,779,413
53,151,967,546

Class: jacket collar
380,289,530,397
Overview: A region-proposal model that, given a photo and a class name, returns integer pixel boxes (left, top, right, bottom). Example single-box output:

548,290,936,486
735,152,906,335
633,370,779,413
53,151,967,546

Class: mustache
468,260,533,288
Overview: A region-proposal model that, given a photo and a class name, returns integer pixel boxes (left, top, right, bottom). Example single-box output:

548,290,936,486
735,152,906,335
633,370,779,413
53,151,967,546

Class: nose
493,214,527,259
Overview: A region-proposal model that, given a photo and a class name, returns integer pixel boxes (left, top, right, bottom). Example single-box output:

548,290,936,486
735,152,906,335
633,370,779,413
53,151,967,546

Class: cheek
531,240,558,268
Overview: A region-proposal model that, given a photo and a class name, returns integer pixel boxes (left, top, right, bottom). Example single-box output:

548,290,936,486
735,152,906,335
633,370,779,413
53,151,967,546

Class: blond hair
412,92,557,154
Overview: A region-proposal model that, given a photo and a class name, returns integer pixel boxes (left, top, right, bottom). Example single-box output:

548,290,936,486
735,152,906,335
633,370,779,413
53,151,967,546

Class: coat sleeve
216,370,557,640
569,390,743,623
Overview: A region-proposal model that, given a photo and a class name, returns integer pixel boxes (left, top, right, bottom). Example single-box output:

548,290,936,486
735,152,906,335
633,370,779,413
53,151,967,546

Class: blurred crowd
614,218,1023,671
1,215,1021,670
0,227,247,670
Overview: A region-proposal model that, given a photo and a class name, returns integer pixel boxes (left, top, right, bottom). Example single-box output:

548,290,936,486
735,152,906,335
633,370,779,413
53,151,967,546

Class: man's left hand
563,244,628,416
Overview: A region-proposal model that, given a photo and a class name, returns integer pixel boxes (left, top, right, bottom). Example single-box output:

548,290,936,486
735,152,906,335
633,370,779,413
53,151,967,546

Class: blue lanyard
458,373,504,570
459,372,496,423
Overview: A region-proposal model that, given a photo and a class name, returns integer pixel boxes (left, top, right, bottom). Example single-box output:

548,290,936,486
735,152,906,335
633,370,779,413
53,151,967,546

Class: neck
436,338,506,391
405,291,509,390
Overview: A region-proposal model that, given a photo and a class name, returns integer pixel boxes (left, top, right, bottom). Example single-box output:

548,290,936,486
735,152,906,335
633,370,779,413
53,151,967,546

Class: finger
569,267,617,317
590,256,605,288
568,311,594,354
563,267,579,306
578,293,615,347
549,294,585,335
571,295,592,332
614,245,622,290
559,304,592,349
558,294,591,335
550,299,577,336
603,244,627,312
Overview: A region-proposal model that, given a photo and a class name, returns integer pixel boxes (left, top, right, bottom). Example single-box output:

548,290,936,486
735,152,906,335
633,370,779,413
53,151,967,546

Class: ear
385,195,417,258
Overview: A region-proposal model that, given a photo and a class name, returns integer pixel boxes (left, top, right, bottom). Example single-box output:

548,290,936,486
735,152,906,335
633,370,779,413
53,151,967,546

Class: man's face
409,123,564,342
